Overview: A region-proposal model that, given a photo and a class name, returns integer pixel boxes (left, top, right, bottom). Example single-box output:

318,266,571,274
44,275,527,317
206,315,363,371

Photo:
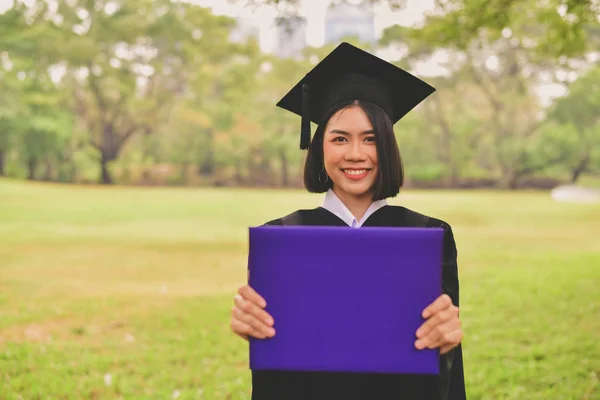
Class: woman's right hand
230,284,276,340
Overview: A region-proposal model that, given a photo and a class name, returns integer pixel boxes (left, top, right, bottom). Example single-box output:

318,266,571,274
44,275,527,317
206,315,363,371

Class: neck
332,187,373,222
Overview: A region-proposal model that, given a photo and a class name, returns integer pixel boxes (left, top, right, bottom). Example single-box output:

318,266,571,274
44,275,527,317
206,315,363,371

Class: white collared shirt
321,189,388,228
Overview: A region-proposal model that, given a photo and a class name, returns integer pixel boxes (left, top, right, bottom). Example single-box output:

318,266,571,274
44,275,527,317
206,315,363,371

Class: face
322,105,379,201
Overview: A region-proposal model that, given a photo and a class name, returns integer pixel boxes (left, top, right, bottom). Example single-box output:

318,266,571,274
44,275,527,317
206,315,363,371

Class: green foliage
416,0,600,58
380,0,600,187
551,66,600,130
0,0,598,187
543,65,600,178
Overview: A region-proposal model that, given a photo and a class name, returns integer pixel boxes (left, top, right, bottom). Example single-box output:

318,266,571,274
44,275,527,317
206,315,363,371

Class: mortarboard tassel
300,82,311,150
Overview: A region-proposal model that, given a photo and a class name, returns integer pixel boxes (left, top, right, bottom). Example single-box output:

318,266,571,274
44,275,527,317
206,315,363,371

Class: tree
3,0,243,184
0,3,74,180
544,66,600,182
255,55,310,186
381,0,600,188
0,74,22,177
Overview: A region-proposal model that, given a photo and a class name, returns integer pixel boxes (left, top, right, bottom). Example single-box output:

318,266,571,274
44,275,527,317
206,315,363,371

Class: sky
191,0,437,52
189,0,453,76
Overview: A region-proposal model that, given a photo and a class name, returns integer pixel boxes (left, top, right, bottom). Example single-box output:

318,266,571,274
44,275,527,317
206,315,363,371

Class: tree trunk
181,161,189,184
97,124,126,185
498,167,519,190
234,159,243,184
100,153,113,184
198,129,215,176
280,148,289,187
0,148,5,176
27,157,38,180
450,165,459,187
42,157,54,181
199,155,214,176
570,155,590,183
508,174,519,190
258,149,271,185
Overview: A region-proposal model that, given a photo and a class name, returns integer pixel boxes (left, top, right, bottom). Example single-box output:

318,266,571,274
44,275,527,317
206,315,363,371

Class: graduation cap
276,42,436,149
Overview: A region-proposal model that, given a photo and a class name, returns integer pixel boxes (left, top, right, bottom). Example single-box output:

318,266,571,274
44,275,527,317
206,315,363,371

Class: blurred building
325,1,376,46
229,17,260,45
274,16,307,60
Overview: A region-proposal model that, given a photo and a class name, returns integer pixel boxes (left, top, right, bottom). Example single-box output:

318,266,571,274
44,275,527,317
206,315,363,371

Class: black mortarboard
276,42,436,149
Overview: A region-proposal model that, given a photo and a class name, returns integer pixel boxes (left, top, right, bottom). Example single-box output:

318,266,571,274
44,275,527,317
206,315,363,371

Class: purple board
247,225,444,375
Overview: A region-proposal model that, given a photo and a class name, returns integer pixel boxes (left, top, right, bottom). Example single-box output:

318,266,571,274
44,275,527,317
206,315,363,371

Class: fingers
232,303,275,338
422,294,453,319
239,285,267,308
230,285,275,340
437,329,463,354
234,293,273,326
415,318,461,350
416,302,459,340
440,338,461,355
230,316,267,340
415,296,461,352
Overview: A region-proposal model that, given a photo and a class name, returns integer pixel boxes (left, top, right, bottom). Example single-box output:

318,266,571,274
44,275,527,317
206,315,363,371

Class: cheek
371,146,378,164
323,143,342,167
369,147,378,167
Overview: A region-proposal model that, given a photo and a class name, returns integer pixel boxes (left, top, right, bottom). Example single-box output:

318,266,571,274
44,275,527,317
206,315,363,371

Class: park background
0,0,599,398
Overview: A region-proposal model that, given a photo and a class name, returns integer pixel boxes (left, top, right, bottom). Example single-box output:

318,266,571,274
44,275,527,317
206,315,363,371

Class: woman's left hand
414,294,463,355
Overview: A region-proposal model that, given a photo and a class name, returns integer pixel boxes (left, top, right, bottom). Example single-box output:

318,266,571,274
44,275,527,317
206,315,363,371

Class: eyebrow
328,129,376,135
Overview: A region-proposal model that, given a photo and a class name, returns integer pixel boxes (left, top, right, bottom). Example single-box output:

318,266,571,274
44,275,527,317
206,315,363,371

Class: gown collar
321,189,388,228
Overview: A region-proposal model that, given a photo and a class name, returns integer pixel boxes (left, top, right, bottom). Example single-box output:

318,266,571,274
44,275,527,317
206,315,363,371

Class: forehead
326,106,373,130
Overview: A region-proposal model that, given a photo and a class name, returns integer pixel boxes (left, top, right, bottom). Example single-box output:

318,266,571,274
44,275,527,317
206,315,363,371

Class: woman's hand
230,284,276,340
415,294,462,355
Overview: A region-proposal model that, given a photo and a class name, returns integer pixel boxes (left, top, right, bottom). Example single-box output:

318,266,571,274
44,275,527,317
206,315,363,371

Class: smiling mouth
342,169,370,175
341,169,372,180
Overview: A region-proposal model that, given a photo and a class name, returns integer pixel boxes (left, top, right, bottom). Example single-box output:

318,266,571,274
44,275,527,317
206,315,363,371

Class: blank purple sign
247,225,443,375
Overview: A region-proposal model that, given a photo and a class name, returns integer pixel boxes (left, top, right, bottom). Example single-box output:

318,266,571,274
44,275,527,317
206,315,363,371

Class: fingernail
265,318,273,326
269,328,275,336
415,340,423,349
415,329,422,338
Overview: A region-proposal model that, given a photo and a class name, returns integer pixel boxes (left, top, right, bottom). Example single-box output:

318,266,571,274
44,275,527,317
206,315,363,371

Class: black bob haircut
303,99,404,201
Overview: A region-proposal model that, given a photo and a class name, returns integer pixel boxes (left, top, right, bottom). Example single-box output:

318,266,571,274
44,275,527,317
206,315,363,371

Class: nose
344,139,367,162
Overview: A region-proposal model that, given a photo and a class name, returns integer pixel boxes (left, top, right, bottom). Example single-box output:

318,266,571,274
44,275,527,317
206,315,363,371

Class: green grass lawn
0,178,599,399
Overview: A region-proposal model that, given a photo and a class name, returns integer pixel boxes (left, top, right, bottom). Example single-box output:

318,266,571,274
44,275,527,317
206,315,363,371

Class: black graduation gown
251,205,466,400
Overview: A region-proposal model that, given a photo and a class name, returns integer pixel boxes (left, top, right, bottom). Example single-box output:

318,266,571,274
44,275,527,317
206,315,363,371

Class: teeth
345,169,367,175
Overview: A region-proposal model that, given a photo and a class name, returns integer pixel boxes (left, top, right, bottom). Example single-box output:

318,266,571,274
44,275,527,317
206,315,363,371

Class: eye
365,135,376,143
332,136,347,142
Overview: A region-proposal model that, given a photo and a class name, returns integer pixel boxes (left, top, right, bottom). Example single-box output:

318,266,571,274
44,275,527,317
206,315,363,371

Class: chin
339,184,374,199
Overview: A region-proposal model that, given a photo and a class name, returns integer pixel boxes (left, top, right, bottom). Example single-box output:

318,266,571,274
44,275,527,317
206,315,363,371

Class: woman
230,43,466,400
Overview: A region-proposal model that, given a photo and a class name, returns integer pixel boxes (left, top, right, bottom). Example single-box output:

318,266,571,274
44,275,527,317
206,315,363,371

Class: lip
341,168,371,181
